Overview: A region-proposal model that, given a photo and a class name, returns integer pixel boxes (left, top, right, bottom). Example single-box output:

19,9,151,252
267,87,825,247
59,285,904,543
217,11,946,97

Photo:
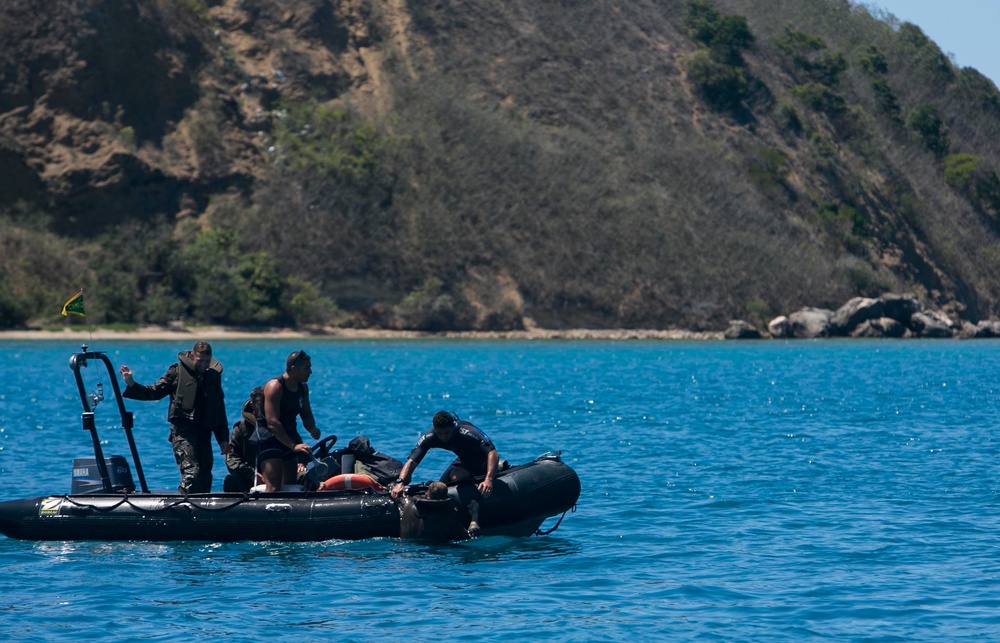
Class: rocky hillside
3,0,1000,332
0,0,373,232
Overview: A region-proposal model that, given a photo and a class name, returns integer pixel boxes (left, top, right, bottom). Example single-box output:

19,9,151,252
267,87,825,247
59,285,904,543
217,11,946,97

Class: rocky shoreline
725,292,1000,340
4,293,996,342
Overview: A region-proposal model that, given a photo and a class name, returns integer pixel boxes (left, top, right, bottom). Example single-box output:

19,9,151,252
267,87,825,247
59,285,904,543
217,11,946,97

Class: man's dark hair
241,386,265,415
286,349,310,370
192,341,212,356
252,385,265,411
433,411,458,430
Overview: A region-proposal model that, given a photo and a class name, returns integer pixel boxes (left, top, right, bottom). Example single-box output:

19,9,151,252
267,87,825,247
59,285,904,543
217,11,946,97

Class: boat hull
0,457,579,542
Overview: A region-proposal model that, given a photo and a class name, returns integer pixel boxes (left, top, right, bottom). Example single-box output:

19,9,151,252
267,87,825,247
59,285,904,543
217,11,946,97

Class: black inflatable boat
0,348,580,543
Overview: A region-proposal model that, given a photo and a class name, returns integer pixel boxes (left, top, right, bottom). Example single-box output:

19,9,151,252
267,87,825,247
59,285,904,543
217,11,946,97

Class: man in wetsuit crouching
390,411,499,499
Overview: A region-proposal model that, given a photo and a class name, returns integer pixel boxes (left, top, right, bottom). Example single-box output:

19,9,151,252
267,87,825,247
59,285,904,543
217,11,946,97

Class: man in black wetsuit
390,411,499,499
258,350,320,492
119,341,230,494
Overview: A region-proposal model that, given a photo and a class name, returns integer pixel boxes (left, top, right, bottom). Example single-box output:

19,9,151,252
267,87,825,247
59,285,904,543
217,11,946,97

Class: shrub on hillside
686,49,750,112
856,45,901,123
857,45,888,76
141,283,187,325
897,22,954,83
790,82,846,116
179,228,303,325
271,101,393,186
775,28,847,86
747,145,789,195
869,77,901,123
0,272,32,327
683,0,754,65
0,213,95,327
245,101,402,297
682,0,755,114
283,278,340,326
188,102,228,177
395,277,475,331
908,103,950,158
816,202,868,254
89,218,177,325
956,67,1000,112
774,99,803,134
945,153,1000,214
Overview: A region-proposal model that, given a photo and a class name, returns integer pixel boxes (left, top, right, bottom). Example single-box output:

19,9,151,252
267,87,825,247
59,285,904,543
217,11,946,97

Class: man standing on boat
390,411,499,499
119,341,230,494
258,349,320,492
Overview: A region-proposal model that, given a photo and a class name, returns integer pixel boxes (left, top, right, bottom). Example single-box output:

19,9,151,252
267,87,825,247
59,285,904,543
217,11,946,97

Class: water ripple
3,340,1000,640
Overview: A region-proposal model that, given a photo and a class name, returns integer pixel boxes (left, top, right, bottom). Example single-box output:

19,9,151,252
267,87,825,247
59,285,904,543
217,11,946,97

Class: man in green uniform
223,386,265,492
120,341,230,494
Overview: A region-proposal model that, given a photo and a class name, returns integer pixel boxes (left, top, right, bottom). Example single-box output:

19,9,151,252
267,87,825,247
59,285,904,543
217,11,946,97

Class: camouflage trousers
170,423,215,494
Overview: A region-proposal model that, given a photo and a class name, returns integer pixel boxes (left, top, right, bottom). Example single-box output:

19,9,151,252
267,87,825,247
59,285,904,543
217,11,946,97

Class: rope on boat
58,493,256,514
55,487,387,516
534,506,574,536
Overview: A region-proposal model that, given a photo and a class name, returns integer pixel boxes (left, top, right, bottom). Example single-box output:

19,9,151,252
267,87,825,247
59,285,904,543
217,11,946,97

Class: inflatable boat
0,348,580,543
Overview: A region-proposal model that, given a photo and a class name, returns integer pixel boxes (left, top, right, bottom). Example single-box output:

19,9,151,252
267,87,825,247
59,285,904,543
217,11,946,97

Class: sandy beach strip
0,326,723,341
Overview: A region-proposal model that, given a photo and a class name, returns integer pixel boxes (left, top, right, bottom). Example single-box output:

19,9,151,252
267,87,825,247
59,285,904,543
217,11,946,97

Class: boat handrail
69,346,149,493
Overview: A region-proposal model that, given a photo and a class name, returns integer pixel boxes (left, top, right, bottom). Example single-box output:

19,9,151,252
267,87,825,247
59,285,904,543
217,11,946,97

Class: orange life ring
317,474,385,492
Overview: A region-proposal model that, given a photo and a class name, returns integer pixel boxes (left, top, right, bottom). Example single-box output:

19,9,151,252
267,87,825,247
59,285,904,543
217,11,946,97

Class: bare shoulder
263,378,283,397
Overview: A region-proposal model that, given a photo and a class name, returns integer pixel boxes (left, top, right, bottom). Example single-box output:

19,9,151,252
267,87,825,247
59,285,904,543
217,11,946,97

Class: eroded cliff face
0,0,396,234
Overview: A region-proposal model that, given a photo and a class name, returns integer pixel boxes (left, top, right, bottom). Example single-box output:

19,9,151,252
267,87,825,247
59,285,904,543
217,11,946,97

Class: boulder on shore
758,292,1000,340
880,293,920,325
767,315,789,338
831,297,884,335
909,310,954,338
850,317,907,338
786,307,834,339
724,319,762,339
960,320,1000,338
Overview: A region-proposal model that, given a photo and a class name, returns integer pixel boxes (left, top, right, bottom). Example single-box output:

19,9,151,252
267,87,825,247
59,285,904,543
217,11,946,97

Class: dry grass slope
2,0,1000,331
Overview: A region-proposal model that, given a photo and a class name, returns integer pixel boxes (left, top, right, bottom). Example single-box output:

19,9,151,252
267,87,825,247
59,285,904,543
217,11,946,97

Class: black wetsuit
408,421,496,482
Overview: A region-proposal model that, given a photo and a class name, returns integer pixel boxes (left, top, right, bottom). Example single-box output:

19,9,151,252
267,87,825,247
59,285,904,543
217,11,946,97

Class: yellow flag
61,290,86,317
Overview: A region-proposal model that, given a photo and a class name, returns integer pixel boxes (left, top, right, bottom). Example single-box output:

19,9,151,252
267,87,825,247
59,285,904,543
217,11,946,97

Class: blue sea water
2,338,1000,641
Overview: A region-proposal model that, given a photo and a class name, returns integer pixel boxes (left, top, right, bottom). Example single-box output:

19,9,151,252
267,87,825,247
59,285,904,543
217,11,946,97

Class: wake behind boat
0,348,580,543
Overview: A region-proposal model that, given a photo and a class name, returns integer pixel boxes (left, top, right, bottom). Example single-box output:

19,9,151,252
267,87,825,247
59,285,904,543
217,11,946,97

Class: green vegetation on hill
3,0,1000,330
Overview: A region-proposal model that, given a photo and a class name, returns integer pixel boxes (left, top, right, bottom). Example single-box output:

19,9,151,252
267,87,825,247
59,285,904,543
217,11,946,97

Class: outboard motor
71,456,135,494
